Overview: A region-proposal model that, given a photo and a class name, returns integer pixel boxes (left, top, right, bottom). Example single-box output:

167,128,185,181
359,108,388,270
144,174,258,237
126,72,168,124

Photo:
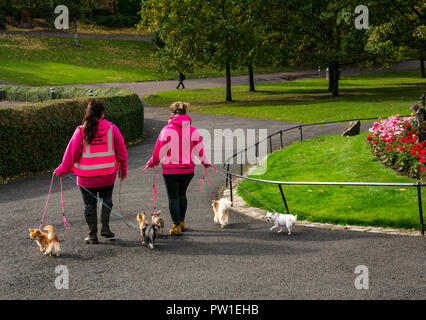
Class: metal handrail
223,115,424,235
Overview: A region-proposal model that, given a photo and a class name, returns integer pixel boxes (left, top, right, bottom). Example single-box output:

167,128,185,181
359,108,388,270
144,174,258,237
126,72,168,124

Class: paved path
1,30,151,42
68,60,421,98
0,61,425,299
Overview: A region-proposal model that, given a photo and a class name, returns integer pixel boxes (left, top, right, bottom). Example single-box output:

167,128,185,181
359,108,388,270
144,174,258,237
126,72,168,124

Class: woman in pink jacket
145,102,210,236
54,100,128,244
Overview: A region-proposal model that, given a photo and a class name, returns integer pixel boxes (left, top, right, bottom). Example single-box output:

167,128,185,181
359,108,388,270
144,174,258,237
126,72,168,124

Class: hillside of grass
145,70,425,123
239,131,422,230
0,34,294,85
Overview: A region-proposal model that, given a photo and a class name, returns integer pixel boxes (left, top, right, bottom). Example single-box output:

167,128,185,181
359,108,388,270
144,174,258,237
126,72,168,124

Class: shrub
117,0,141,17
0,86,144,178
94,15,139,28
0,12,6,30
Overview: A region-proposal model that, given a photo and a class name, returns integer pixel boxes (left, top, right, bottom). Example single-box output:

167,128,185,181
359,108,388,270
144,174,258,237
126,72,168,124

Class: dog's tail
43,225,55,233
294,215,298,221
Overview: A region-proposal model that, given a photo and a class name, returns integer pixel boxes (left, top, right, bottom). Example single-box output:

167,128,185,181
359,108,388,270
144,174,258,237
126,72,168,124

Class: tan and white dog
151,211,164,235
211,198,232,228
29,225,60,256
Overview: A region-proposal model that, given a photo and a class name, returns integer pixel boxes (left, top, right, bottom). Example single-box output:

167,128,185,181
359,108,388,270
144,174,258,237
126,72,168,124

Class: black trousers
163,173,194,224
177,81,185,89
80,184,114,235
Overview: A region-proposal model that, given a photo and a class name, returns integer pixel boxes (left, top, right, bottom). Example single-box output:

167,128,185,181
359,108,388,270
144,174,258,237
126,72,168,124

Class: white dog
265,211,297,235
212,198,232,228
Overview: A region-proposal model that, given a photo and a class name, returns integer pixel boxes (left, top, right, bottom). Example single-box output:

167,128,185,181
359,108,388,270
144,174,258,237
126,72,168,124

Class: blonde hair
170,101,188,115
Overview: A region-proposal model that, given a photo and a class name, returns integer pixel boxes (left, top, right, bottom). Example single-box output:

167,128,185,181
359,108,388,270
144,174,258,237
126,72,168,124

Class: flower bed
367,114,426,180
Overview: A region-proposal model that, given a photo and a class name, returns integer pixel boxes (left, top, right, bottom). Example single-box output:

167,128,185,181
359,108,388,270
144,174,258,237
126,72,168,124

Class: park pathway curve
0,61,425,300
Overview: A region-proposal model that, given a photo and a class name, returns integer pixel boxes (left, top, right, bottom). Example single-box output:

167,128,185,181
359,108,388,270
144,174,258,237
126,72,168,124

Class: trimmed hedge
0,86,144,178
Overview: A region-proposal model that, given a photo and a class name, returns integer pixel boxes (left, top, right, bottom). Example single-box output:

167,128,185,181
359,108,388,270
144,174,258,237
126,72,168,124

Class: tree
365,0,425,78
58,0,91,47
139,0,276,101
270,0,371,96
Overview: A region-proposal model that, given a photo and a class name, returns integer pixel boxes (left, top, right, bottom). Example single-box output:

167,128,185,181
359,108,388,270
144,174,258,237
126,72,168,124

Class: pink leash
200,167,217,201
152,167,159,210
39,175,70,230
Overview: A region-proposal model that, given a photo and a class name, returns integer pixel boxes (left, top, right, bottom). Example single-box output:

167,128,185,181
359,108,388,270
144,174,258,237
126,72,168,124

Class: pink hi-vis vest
73,126,120,177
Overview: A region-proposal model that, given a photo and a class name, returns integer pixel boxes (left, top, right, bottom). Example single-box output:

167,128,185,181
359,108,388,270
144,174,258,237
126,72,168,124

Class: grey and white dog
265,211,297,235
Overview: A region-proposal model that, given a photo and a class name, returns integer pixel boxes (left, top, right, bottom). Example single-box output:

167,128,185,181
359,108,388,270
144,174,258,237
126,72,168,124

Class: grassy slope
145,70,426,123
0,34,293,85
239,131,421,230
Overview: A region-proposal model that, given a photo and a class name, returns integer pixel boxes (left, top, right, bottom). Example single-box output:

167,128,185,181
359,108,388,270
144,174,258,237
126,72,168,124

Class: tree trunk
226,62,232,102
328,64,334,92
332,63,339,96
421,58,425,78
74,19,79,47
248,64,255,91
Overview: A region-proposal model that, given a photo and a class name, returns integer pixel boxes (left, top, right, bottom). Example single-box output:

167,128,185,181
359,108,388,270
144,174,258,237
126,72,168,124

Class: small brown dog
151,211,164,235
29,225,60,257
136,211,149,242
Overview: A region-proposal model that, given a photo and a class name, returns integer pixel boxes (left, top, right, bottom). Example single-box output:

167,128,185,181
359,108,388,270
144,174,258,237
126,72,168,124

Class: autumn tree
365,0,425,78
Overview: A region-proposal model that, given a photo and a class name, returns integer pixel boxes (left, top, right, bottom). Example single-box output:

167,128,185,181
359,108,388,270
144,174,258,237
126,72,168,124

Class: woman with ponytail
54,99,128,244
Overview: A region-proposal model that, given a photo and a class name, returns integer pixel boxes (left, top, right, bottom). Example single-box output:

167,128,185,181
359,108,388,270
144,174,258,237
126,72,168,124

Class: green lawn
145,70,426,123
0,34,293,86
239,131,422,230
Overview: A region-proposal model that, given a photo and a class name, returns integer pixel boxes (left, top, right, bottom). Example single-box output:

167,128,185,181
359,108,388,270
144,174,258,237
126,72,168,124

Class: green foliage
365,0,425,69
0,86,144,178
116,0,142,17
94,15,139,28
0,11,5,30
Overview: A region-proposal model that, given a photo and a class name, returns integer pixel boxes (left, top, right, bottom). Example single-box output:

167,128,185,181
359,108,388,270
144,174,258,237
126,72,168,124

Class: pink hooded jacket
147,114,210,174
55,120,128,188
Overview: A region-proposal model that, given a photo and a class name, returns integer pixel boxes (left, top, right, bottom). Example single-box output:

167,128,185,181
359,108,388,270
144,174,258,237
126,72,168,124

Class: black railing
223,116,424,235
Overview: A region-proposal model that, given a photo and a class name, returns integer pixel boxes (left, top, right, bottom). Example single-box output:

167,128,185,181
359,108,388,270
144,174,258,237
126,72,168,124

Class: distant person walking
177,71,185,89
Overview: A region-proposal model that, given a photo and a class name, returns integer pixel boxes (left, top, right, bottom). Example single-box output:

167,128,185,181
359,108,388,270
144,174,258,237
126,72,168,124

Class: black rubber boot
84,206,98,244
101,206,115,238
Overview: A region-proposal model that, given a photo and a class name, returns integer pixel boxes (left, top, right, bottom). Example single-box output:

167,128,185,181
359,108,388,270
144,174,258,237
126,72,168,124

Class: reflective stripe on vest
73,126,119,177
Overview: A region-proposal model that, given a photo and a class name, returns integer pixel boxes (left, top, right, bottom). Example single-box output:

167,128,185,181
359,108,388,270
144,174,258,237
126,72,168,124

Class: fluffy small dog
136,211,149,243
211,198,232,229
151,211,164,235
143,225,156,250
265,211,297,235
29,225,60,256
137,211,156,250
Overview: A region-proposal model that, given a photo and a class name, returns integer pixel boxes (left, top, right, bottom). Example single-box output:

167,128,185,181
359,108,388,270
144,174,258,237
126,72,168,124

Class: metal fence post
416,182,424,235
278,184,290,214
269,136,273,154
280,131,283,149
226,163,230,187
229,174,233,207
299,125,303,141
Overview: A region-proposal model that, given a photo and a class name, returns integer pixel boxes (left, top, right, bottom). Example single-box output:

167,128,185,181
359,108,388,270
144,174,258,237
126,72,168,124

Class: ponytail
83,99,106,145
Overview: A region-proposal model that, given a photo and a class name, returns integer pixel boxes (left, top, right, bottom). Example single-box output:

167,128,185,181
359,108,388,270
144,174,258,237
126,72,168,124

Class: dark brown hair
170,101,188,115
83,99,105,144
